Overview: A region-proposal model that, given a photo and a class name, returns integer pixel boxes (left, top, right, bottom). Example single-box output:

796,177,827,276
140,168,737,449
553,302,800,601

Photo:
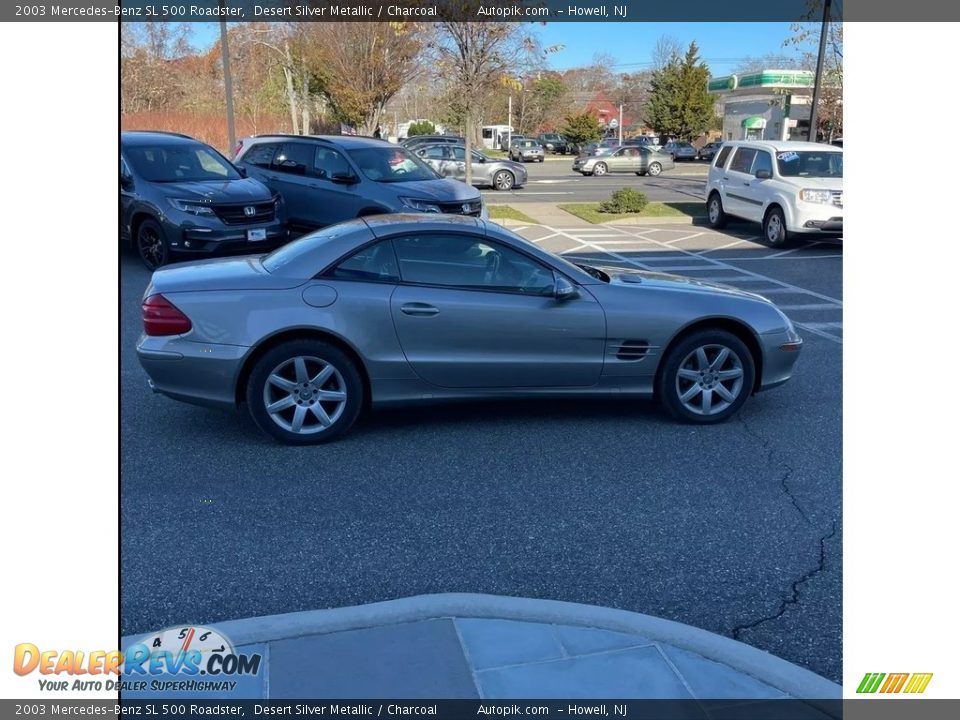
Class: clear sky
187,22,805,77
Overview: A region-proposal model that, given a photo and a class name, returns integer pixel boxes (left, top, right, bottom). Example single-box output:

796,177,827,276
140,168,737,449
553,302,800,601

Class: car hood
393,178,481,202
781,175,842,190
147,255,304,295
151,177,273,203
598,266,772,302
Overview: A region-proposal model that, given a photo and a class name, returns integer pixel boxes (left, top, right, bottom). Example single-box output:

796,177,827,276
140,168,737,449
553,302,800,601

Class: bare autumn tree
785,5,843,140
120,22,193,113
303,22,427,133
652,34,682,71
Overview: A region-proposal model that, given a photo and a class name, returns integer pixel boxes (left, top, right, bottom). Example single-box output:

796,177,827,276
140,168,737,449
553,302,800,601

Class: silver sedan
573,145,676,177
414,143,527,190
137,215,803,444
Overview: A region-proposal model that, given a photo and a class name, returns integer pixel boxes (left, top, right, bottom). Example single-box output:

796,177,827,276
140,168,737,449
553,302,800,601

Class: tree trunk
282,46,299,135
464,108,473,186
300,66,310,135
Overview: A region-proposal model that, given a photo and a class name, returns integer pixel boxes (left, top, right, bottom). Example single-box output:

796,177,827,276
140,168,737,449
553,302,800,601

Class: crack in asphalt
737,413,812,526
731,521,838,641
732,412,838,640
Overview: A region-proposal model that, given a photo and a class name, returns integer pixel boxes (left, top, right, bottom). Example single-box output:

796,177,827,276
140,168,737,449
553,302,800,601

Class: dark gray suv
120,131,288,269
234,135,485,234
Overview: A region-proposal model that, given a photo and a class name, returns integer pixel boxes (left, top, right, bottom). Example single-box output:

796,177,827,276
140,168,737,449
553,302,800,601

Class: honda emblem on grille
462,203,471,213
244,206,256,217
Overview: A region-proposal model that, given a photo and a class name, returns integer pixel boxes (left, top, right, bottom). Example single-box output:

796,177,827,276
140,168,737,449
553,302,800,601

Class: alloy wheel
675,344,745,416
262,355,347,435
766,213,784,244
709,198,721,223
648,163,662,177
493,170,514,190
138,226,165,269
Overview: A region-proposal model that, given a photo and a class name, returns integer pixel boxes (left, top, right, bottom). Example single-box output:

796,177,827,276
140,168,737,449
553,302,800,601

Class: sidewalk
121,594,840,703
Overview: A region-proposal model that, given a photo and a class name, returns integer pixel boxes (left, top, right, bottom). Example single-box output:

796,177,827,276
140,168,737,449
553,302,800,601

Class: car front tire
647,162,662,177
657,330,756,424
247,340,364,445
136,218,170,270
763,206,791,247
707,192,727,228
493,170,515,191
592,162,608,177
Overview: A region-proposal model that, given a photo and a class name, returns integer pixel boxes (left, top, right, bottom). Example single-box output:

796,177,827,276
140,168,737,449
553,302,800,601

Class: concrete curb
126,594,840,700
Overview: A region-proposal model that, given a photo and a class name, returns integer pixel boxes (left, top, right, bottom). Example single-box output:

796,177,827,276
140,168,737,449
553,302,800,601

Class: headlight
799,189,832,204
167,198,216,216
399,197,442,213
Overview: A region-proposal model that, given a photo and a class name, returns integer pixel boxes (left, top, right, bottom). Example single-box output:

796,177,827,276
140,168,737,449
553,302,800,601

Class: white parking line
765,243,825,259
695,239,754,254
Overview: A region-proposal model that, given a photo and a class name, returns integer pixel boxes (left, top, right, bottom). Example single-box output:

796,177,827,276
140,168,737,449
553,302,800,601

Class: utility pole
618,104,623,144
508,95,512,150
808,0,832,143
218,5,236,153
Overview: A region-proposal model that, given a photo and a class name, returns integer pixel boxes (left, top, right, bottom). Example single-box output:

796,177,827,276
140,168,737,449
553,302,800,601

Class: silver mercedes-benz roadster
137,214,802,444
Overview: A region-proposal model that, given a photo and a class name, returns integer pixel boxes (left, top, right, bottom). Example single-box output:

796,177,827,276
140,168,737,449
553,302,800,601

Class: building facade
708,70,815,143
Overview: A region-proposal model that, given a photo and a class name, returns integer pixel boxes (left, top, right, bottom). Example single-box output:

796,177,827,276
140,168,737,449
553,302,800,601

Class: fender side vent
616,340,651,361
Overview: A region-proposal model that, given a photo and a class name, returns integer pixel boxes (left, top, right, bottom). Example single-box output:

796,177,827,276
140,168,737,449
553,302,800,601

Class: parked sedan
137,214,802,444
509,139,545,163
663,142,698,161
573,145,675,177
415,143,527,190
400,135,464,152
697,141,724,161
537,133,570,154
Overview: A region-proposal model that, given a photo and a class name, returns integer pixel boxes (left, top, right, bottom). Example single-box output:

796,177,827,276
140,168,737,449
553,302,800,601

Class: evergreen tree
644,42,714,141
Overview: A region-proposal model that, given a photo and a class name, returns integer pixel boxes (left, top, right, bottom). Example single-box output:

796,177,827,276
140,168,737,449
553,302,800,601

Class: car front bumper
758,330,803,391
169,220,290,255
137,334,249,410
789,203,843,235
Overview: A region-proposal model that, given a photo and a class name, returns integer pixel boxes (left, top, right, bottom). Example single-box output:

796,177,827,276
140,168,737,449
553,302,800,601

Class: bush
406,120,436,137
598,188,649,214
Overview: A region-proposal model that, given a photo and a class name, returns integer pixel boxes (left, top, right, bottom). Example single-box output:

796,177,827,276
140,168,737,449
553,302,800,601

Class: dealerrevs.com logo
13,626,261,693
856,672,934,694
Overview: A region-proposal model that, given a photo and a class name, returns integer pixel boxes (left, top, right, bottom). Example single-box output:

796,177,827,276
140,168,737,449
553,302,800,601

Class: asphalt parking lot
120,222,842,682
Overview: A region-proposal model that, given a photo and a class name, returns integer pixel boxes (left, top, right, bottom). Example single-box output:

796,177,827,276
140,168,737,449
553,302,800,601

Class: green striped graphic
857,672,886,693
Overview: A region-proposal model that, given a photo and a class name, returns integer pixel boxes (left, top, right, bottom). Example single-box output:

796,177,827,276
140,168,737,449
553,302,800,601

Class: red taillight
142,294,192,336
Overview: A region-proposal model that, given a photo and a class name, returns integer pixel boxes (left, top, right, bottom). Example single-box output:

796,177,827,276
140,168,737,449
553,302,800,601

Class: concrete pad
476,645,694,699
555,625,653,656
268,620,477,699
455,618,564,670
661,645,788,700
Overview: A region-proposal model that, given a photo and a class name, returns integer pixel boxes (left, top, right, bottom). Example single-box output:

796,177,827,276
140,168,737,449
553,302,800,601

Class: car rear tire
592,162,608,177
136,218,170,270
658,330,755,424
493,170,515,191
247,340,364,445
707,192,727,229
763,206,791,247
647,162,662,177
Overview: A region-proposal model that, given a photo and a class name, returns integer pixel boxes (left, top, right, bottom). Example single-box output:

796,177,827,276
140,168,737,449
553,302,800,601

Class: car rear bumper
137,335,248,410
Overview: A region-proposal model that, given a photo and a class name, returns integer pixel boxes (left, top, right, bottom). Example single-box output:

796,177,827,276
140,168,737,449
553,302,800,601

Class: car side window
313,147,352,180
327,240,400,283
450,147,466,161
392,234,555,296
273,143,315,176
420,146,447,161
751,150,773,176
714,146,733,168
728,148,758,174
243,142,278,168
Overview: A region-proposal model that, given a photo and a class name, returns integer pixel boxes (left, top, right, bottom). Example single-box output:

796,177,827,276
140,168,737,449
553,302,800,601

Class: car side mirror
331,173,359,185
554,275,579,301
120,174,133,190
755,169,772,180
235,165,248,178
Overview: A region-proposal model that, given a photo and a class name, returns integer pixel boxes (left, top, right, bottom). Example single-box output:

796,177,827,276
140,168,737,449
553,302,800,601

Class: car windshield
347,147,439,182
775,150,843,178
125,143,240,182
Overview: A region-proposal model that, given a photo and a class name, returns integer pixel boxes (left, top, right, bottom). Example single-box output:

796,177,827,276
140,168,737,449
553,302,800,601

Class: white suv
705,141,842,246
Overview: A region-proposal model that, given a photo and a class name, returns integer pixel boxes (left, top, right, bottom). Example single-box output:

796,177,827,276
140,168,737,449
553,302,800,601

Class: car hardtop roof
120,130,199,146
726,140,842,153
361,213,486,236
247,134,395,149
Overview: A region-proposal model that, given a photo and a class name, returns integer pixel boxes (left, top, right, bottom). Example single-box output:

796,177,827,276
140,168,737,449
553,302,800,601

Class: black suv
537,133,570,154
120,131,288,269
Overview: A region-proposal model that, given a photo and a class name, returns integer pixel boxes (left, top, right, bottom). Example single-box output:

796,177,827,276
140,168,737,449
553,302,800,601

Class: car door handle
400,303,439,317
265,174,279,181
743,182,751,186
722,176,730,181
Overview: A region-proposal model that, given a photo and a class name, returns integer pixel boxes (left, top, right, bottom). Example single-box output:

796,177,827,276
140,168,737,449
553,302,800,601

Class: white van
480,125,513,150
705,141,843,246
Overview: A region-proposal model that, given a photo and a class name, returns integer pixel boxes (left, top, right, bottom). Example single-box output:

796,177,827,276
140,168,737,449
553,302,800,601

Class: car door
721,146,762,221
389,232,606,388
735,148,774,218
417,145,448,176
605,148,634,173
263,141,318,230
308,145,363,226
120,156,135,241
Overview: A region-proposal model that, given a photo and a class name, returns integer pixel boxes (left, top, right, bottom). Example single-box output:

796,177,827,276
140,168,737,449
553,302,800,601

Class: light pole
809,0,833,143
218,4,236,153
